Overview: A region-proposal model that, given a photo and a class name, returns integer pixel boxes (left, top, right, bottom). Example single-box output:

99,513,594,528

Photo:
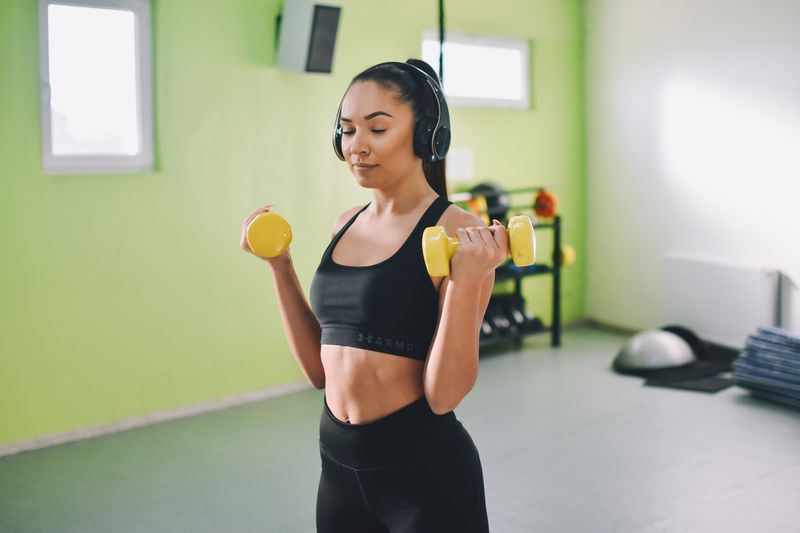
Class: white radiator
662,253,782,349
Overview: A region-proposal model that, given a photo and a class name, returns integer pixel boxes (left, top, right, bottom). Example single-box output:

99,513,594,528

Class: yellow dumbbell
422,215,536,277
246,211,293,258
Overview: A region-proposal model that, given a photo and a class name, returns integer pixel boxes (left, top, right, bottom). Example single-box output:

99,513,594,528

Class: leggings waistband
319,394,457,469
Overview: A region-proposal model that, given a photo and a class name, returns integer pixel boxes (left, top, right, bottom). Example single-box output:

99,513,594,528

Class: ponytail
422,157,447,198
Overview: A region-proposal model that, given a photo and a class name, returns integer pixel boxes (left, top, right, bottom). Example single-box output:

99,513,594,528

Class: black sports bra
309,195,452,361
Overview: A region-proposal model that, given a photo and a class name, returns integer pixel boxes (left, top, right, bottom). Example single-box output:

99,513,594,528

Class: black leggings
316,394,490,533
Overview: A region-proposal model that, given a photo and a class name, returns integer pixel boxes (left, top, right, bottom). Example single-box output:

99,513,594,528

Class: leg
356,421,489,533
316,451,389,533
355,460,459,533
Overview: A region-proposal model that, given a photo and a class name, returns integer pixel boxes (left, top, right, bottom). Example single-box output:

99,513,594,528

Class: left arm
423,214,508,414
423,271,495,414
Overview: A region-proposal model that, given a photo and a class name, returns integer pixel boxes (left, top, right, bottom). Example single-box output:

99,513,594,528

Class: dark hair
350,59,448,198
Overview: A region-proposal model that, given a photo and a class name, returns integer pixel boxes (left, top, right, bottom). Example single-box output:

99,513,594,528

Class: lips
354,163,377,168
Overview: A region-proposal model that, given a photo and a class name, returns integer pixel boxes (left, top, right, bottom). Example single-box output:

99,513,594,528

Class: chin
354,178,380,190
352,171,380,185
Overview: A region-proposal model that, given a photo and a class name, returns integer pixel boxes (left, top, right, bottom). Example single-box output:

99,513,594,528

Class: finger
254,204,273,218
456,227,472,243
467,227,484,244
495,225,509,247
475,226,496,248
245,205,273,226
493,227,508,250
486,221,506,238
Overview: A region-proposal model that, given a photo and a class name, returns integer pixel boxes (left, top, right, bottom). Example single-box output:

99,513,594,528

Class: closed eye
342,130,386,135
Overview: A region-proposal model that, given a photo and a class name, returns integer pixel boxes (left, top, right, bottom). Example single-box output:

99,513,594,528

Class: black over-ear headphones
332,61,451,163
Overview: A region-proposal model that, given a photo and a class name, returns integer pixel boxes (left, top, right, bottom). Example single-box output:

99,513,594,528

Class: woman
241,59,506,532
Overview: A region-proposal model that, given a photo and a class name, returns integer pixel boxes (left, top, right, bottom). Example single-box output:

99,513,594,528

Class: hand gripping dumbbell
422,215,536,277
245,211,293,258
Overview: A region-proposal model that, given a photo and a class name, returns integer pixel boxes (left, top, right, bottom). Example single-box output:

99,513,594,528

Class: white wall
584,0,800,337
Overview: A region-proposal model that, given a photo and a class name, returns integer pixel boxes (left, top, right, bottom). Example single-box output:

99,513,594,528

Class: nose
347,129,370,156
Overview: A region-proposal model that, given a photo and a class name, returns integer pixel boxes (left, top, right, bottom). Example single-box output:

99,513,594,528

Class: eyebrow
339,111,394,122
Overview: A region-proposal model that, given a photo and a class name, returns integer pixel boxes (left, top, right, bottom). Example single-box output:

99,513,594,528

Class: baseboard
562,317,593,331
583,318,640,336
0,381,312,458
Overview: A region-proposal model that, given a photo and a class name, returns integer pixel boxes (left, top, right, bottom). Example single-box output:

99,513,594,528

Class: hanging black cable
438,0,445,88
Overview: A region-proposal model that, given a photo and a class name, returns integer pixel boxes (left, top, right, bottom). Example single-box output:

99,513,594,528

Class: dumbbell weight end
508,215,536,268
246,212,293,258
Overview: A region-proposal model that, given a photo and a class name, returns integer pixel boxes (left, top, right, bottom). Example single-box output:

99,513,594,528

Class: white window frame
422,28,530,110
39,0,154,174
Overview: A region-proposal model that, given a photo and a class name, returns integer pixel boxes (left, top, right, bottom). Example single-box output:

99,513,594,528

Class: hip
319,393,481,472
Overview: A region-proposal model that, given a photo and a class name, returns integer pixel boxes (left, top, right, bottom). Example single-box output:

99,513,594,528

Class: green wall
0,0,585,447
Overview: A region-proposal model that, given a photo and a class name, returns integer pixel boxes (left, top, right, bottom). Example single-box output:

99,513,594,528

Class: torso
322,198,454,425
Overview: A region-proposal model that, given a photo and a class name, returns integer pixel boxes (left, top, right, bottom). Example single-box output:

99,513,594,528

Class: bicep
436,271,494,330
423,277,448,375
424,270,494,356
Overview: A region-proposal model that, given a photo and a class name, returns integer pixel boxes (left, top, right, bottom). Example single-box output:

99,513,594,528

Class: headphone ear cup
413,116,435,161
333,124,345,161
433,125,451,160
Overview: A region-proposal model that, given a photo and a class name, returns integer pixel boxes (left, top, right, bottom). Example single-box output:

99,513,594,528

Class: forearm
268,254,325,389
424,278,482,414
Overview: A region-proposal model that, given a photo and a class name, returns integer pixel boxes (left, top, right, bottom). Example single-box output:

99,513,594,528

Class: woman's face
338,80,419,188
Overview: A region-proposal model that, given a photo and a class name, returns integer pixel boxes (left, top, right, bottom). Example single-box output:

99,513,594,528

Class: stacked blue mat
732,326,800,409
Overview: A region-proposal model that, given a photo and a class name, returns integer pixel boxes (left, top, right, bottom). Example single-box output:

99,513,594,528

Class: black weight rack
450,185,563,348
479,214,561,349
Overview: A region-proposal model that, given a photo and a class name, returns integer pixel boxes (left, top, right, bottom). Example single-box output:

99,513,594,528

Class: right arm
241,204,363,390
267,253,326,389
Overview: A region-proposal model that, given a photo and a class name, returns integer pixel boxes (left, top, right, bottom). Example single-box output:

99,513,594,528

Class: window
39,0,153,174
422,28,530,109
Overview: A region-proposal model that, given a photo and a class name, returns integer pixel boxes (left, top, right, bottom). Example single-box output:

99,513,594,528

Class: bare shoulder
428,203,493,293
331,204,366,238
437,203,487,235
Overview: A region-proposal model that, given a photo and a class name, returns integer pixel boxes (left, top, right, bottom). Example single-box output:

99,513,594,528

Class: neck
369,173,439,217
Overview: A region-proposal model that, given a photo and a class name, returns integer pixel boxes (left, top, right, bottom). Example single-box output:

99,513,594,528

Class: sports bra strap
333,203,371,242
410,195,452,241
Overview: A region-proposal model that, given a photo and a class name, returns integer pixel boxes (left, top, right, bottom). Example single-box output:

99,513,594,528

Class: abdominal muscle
320,344,427,425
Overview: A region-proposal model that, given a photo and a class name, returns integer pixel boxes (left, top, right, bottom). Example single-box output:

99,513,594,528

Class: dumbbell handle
422,215,535,277
454,217,536,266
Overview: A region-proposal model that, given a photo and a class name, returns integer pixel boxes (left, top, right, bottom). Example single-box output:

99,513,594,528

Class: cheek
384,130,415,155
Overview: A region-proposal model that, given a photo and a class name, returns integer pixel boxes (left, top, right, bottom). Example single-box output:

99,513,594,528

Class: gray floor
1,326,799,532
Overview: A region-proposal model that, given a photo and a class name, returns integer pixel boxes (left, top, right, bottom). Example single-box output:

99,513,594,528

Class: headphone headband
332,61,451,163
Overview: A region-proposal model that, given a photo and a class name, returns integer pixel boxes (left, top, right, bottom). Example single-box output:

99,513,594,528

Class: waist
320,326,430,360
319,393,457,469
320,347,424,419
